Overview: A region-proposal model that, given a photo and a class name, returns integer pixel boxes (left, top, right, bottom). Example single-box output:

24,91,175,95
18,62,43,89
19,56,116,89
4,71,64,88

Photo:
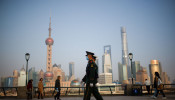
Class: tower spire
49,16,51,37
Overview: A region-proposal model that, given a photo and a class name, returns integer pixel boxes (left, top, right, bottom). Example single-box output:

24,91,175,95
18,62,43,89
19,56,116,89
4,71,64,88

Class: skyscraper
136,67,148,84
118,62,123,83
120,27,130,81
149,60,162,84
44,17,54,82
69,62,74,79
102,45,112,74
18,66,26,86
132,61,141,80
100,45,113,84
13,70,18,87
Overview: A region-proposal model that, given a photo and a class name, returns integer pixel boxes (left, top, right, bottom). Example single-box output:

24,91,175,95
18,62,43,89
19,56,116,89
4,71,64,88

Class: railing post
43,87,45,96
79,87,80,95
3,87,6,96
109,86,112,95
65,87,68,95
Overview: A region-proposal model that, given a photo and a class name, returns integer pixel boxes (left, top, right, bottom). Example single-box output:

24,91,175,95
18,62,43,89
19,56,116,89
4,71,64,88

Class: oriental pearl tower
44,17,54,82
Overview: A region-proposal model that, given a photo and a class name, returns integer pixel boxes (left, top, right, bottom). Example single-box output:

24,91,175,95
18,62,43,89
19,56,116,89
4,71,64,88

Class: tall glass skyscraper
102,45,112,73
121,27,130,79
102,45,113,82
69,62,74,79
132,61,141,80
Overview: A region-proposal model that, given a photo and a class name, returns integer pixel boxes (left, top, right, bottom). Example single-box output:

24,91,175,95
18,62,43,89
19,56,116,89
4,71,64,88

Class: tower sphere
45,37,54,45
44,71,53,80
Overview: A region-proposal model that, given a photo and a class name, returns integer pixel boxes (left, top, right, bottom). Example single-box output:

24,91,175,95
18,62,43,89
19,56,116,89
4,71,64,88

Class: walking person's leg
83,84,91,100
148,86,150,94
146,86,149,94
57,91,60,99
155,90,160,97
153,88,157,96
54,92,58,100
41,92,44,99
92,86,103,100
38,92,40,99
160,90,166,99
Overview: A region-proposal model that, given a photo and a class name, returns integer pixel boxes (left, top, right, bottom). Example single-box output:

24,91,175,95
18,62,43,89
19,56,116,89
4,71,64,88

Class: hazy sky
0,0,175,82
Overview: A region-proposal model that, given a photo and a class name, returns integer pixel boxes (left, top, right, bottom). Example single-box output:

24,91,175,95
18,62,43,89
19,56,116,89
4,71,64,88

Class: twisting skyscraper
120,27,130,82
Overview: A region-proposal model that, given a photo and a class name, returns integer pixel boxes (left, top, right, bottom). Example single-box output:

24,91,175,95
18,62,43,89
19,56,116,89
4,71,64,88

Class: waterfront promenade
0,95,175,100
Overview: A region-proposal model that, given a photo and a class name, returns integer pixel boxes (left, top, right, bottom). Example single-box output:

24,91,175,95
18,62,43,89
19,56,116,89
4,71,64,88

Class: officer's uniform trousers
83,83,103,100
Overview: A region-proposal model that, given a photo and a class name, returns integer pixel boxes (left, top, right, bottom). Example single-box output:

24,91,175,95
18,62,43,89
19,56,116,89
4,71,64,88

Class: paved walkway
0,95,175,100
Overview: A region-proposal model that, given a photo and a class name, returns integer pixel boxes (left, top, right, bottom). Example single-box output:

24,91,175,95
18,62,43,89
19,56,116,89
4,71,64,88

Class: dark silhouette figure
27,79,33,99
38,78,44,99
54,76,61,100
153,72,166,99
145,79,150,94
82,51,103,100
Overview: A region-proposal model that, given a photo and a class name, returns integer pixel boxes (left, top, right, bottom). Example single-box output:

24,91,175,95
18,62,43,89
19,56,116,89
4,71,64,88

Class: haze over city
0,0,175,82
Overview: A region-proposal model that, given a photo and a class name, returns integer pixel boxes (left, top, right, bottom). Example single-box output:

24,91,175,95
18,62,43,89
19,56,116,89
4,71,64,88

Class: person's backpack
157,78,163,90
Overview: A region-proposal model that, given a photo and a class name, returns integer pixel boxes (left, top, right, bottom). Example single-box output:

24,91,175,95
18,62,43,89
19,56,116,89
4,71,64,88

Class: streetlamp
25,53,30,86
128,53,133,84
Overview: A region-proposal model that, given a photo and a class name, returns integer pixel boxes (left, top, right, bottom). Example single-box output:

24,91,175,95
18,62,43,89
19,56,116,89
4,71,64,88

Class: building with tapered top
149,60,162,84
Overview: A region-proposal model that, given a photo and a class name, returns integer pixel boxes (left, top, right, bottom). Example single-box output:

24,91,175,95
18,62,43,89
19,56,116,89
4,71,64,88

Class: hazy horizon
0,0,175,82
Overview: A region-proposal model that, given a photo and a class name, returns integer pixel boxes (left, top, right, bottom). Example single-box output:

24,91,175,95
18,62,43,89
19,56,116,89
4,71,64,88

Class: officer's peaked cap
86,51,94,56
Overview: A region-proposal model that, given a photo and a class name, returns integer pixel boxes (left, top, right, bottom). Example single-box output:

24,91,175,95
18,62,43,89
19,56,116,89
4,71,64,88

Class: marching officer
82,51,103,100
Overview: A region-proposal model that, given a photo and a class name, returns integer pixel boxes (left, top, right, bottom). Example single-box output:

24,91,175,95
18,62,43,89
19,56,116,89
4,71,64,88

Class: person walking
27,79,33,99
82,51,103,100
145,79,150,94
151,72,166,99
54,76,61,100
38,78,44,99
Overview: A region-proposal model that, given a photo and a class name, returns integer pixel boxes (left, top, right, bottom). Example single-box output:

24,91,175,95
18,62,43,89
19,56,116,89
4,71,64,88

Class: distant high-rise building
161,72,171,88
132,61,141,80
69,62,75,79
121,27,131,79
13,70,18,77
28,67,35,81
13,70,18,87
118,62,123,83
101,45,113,84
118,62,128,84
33,71,39,87
104,45,112,60
102,46,112,73
1,77,6,87
39,69,44,79
44,17,54,82
99,73,112,84
149,60,162,84
18,66,26,86
136,67,148,84
5,77,14,87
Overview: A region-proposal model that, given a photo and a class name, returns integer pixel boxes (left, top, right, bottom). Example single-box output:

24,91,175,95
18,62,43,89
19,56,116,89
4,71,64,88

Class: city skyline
0,0,175,82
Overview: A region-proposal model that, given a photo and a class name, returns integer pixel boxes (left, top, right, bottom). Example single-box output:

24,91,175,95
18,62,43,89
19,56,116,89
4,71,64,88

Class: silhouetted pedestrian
54,76,61,100
38,78,44,99
145,79,150,94
151,72,166,99
82,51,103,100
27,79,33,99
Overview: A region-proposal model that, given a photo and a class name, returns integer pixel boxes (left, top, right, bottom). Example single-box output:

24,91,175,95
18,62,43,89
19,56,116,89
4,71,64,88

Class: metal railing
0,84,175,97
